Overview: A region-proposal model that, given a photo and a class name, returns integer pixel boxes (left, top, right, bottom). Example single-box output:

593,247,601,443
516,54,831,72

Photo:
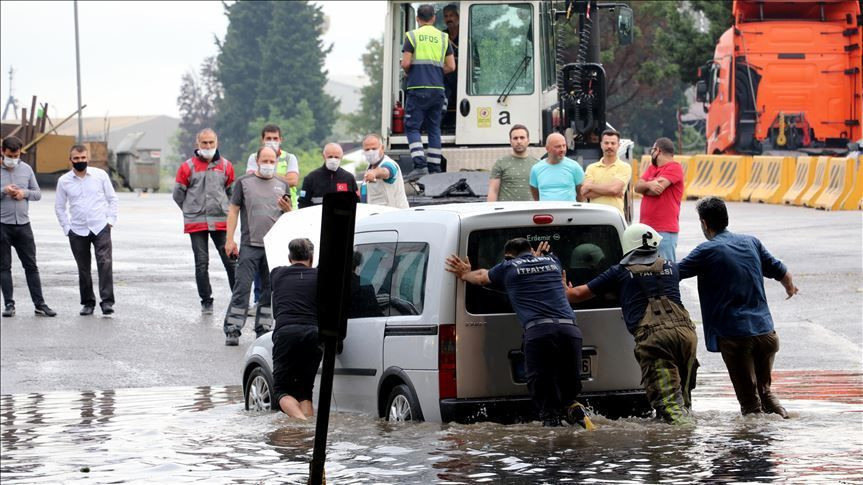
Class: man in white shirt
55,144,119,316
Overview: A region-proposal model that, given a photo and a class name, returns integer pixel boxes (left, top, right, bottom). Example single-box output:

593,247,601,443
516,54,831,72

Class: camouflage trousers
633,302,699,424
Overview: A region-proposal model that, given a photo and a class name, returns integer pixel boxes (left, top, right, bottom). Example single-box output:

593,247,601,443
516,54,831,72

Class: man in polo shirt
445,239,591,428
581,129,631,215
487,124,537,202
361,133,408,209
223,146,292,346
529,133,585,202
635,137,684,261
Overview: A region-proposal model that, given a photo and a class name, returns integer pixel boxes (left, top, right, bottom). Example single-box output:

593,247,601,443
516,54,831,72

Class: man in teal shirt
529,133,585,201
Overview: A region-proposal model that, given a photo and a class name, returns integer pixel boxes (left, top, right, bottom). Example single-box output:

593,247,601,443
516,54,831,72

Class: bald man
529,133,585,202
298,143,359,209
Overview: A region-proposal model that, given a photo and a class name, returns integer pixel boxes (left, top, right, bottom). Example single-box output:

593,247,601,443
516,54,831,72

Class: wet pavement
1,371,861,483
1,191,861,482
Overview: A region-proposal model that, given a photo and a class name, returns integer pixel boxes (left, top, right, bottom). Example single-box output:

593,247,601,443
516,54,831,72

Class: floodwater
1,371,861,484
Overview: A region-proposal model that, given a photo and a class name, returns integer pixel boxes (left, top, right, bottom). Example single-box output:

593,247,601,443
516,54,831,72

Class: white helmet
622,223,662,255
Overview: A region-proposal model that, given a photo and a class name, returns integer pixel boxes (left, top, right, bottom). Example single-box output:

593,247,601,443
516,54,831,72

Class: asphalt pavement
1,191,860,394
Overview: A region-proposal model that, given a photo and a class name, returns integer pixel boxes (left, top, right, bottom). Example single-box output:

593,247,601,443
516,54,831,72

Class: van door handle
459,99,470,117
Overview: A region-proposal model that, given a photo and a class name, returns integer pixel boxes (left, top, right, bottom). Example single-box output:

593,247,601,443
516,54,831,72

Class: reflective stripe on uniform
226,315,246,326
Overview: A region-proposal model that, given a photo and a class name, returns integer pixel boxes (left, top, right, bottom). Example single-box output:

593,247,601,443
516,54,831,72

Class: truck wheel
385,384,422,422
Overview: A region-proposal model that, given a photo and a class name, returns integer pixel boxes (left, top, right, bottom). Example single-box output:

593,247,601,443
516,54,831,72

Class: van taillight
533,214,554,224
438,324,456,399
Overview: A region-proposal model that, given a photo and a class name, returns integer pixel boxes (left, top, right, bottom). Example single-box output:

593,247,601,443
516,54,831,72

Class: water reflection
0,372,860,484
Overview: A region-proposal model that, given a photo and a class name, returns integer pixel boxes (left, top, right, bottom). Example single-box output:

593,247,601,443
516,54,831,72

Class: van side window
465,225,622,314
349,243,396,319
389,242,430,316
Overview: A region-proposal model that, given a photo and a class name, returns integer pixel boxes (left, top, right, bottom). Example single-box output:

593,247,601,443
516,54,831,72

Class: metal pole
74,0,83,143
309,338,336,485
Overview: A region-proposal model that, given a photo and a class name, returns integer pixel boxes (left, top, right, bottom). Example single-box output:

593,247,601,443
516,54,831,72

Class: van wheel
245,367,275,412
385,384,422,422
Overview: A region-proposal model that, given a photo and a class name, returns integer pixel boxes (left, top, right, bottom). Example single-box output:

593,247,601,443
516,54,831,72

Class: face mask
2,157,19,168
258,164,275,178
264,141,280,152
363,149,381,165
72,161,88,172
325,157,341,171
650,149,659,166
199,148,216,159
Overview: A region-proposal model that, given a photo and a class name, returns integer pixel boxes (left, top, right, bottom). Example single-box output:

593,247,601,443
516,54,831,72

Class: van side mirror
617,6,634,45
695,80,708,103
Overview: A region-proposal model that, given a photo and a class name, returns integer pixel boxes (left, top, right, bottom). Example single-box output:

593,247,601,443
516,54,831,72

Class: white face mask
264,141,280,152
363,149,381,165
258,163,275,178
2,157,19,168
325,157,341,171
199,148,217,159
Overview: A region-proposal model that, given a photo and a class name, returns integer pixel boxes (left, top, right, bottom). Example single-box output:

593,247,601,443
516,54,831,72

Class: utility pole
74,0,84,143
2,66,19,120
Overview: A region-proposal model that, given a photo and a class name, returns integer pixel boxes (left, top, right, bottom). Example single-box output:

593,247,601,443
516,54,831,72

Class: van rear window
465,225,622,314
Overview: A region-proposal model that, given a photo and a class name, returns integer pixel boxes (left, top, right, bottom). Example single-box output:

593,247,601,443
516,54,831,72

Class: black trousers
189,230,236,304
0,222,45,306
524,325,583,421
68,225,113,307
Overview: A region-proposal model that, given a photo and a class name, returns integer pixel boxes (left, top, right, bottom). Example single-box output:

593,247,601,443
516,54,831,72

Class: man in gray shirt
223,146,292,346
0,136,56,317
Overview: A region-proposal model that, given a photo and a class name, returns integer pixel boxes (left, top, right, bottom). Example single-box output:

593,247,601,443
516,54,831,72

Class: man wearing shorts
269,238,323,419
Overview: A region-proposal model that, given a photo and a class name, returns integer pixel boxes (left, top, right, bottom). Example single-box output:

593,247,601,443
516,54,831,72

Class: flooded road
2,371,861,484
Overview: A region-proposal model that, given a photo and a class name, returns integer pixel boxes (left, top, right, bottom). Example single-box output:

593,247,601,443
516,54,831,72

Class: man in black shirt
269,238,322,419
298,143,358,208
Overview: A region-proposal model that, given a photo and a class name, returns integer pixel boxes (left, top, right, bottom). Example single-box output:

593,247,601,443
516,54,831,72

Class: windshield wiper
497,55,531,104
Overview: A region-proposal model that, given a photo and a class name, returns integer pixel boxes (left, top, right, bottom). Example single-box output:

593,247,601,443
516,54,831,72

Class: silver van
243,201,648,422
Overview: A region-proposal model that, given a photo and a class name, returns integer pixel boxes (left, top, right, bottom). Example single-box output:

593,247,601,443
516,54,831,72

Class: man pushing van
445,239,592,428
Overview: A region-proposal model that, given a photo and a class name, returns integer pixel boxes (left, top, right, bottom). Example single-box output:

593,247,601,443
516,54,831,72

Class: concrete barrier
750,156,796,204
740,157,766,201
678,155,694,199
840,156,863,210
813,157,856,210
632,155,652,199
686,155,751,201
782,156,818,205
800,156,831,207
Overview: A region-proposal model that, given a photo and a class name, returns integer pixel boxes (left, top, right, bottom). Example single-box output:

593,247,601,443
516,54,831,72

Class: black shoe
201,301,214,315
100,303,114,316
2,303,14,317
34,304,57,317
225,335,239,346
80,305,95,316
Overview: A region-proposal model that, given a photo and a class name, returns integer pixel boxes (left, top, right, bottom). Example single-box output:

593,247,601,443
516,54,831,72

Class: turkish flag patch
336,183,348,192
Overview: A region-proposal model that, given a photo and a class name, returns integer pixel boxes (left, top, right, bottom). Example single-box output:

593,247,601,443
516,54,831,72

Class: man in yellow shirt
581,129,631,215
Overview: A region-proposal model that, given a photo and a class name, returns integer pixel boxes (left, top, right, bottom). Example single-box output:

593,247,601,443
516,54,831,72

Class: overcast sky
0,0,387,120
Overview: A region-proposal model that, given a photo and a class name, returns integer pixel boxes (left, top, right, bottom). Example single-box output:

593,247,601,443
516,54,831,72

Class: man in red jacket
173,128,237,314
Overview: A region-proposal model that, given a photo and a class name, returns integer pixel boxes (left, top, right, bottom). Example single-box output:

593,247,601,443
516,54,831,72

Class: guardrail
629,154,862,211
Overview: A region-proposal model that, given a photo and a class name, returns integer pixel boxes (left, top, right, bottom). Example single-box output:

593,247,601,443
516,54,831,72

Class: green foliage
344,37,384,138
214,1,337,164
175,56,221,165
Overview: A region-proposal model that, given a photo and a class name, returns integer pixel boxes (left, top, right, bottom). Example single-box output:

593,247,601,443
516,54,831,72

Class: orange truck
696,0,862,155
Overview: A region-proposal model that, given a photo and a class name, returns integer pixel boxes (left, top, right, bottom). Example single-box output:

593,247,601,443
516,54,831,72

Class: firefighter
566,223,699,424
401,4,456,181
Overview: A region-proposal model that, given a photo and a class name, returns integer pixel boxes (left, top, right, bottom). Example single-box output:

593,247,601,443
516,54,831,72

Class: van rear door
455,216,637,399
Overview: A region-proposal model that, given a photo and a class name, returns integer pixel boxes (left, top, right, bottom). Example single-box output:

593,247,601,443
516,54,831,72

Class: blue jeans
405,88,445,171
658,232,678,262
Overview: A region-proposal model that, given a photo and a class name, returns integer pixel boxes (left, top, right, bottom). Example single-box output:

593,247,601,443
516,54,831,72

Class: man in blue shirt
678,197,798,418
566,223,698,424
445,238,590,428
530,133,585,201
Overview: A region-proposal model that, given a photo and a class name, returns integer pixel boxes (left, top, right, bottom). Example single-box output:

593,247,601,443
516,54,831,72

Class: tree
344,37,384,138
174,56,222,166
215,1,336,164
213,0,272,164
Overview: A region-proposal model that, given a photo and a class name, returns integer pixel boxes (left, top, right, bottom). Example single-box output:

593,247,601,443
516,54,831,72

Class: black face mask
72,161,88,172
